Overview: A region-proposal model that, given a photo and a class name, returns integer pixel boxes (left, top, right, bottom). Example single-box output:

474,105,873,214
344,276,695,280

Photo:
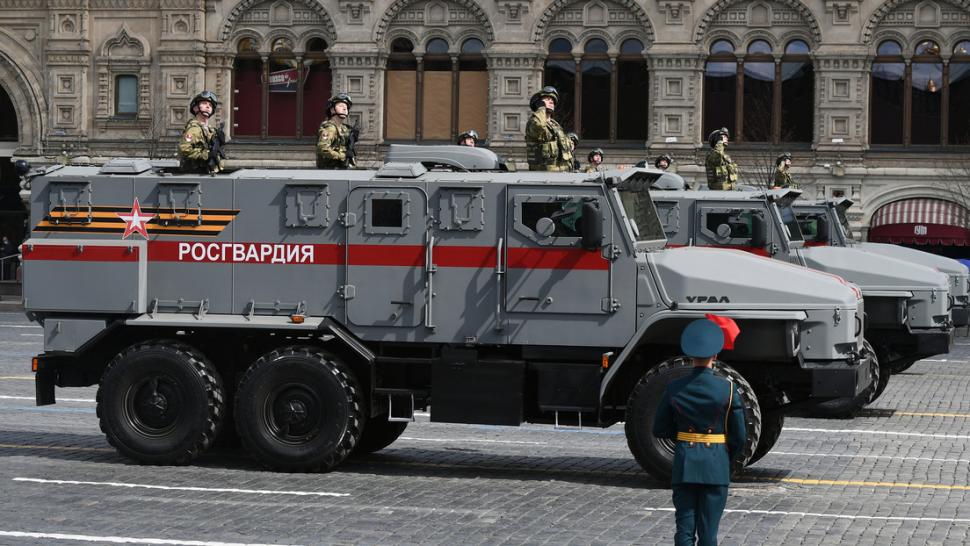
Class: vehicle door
345,185,430,328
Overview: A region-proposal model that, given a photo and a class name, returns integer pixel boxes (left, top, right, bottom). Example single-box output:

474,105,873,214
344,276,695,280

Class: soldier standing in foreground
773,152,797,188
525,86,574,172
316,93,357,169
457,129,479,147
178,91,225,174
584,148,604,173
705,128,739,190
653,316,746,546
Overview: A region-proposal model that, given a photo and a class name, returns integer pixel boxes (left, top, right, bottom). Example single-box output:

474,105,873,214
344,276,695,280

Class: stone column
483,50,543,162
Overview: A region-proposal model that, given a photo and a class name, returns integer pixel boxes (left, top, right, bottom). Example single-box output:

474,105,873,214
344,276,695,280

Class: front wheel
234,346,363,472
97,341,226,465
624,357,762,482
810,340,881,417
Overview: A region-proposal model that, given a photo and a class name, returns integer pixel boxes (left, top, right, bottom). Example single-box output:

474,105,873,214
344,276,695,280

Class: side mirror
815,216,830,243
580,202,603,251
751,214,767,248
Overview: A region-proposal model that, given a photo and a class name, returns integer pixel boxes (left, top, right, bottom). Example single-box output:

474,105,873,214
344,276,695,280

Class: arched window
384,36,488,142
231,36,331,139
871,40,904,145
951,41,970,144
543,36,648,142
870,39,964,146
617,39,648,140
704,38,813,144
781,39,814,143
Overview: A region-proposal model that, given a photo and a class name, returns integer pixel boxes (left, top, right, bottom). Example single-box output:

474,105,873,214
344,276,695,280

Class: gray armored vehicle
21,147,871,480
794,198,970,339
647,187,952,408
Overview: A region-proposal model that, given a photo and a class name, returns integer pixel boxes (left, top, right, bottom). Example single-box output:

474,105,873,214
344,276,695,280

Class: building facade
1,0,969,248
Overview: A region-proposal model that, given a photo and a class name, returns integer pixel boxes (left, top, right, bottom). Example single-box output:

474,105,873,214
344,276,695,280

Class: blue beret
680,319,725,358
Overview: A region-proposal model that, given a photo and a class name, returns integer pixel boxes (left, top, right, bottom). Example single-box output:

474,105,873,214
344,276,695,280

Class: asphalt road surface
1,311,969,545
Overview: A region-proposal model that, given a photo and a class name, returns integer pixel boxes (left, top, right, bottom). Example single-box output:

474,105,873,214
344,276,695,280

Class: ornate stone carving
695,0,821,43
534,0,655,44
339,0,372,24
824,0,859,25
658,0,693,25
376,0,494,43
495,0,531,23
221,0,336,43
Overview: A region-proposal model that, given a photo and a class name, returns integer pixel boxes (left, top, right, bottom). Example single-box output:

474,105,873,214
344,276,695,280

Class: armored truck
794,198,970,338
22,147,871,480
647,187,952,408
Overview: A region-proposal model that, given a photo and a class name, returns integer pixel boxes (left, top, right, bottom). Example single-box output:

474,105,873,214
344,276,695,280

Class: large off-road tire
624,357,762,482
96,341,226,465
747,385,785,466
234,346,363,472
352,417,408,455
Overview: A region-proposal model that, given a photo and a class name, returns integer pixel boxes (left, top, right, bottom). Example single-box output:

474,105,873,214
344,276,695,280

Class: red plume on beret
705,313,740,351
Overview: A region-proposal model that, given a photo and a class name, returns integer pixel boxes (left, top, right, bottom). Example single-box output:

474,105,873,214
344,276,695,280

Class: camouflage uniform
705,142,739,190
316,120,353,169
584,163,601,174
178,119,217,173
773,165,797,188
525,108,574,172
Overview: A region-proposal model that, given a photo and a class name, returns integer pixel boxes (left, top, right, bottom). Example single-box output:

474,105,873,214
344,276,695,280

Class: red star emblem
117,197,155,240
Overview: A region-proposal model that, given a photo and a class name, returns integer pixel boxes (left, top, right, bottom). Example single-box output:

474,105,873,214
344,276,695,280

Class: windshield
776,203,804,243
834,206,855,242
617,188,666,242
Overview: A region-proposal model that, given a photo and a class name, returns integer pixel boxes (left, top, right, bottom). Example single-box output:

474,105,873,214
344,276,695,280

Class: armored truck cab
794,198,970,331
22,148,870,480
649,188,951,405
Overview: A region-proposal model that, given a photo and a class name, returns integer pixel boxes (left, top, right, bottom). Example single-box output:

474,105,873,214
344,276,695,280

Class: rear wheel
747,384,784,466
352,417,408,455
97,341,226,465
624,357,761,482
235,346,363,472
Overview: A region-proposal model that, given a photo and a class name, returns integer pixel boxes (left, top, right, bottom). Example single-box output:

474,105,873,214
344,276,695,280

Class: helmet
588,148,604,162
776,152,792,166
189,90,219,115
654,154,673,169
457,129,479,144
708,127,730,148
634,159,648,168
327,93,353,113
566,132,579,146
529,85,559,111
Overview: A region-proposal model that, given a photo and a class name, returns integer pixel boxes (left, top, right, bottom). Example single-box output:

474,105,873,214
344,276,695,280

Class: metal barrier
0,254,20,282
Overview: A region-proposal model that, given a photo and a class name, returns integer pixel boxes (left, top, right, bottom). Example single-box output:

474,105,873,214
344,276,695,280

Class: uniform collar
691,367,713,375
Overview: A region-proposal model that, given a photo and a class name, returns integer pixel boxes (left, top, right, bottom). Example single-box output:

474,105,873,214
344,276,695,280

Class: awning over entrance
868,198,970,246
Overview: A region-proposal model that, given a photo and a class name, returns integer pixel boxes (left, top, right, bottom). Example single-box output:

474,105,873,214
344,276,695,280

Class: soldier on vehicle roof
773,152,797,189
178,90,225,174
525,86,574,172
457,129,479,147
316,93,357,169
655,154,674,171
584,148,604,173
654,316,746,546
705,127,739,190
566,132,581,171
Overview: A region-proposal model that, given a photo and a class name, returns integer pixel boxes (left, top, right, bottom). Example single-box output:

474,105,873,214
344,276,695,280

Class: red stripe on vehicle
507,247,609,271
21,245,140,262
348,244,423,267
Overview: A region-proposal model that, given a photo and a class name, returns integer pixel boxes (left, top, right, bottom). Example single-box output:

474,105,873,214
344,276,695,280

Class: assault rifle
208,122,227,174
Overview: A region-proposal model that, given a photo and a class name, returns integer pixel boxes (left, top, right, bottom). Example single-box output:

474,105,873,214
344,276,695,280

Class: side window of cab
700,208,759,244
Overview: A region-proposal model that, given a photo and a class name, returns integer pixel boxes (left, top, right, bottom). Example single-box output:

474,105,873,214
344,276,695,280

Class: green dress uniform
774,165,797,188
653,318,747,546
705,142,739,190
525,108,574,172
178,119,217,173
316,120,353,169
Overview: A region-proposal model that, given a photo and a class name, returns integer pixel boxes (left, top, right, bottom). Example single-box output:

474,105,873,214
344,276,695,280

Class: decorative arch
0,45,44,154
909,29,948,51
694,0,822,45
418,29,454,53
863,0,970,44
533,0,655,45
99,26,150,59
375,0,495,45
742,30,781,51
869,28,909,53
220,0,336,44
577,29,614,50
703,29,742,51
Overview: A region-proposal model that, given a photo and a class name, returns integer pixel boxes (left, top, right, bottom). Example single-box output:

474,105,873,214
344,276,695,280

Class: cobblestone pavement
2,311,970,545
